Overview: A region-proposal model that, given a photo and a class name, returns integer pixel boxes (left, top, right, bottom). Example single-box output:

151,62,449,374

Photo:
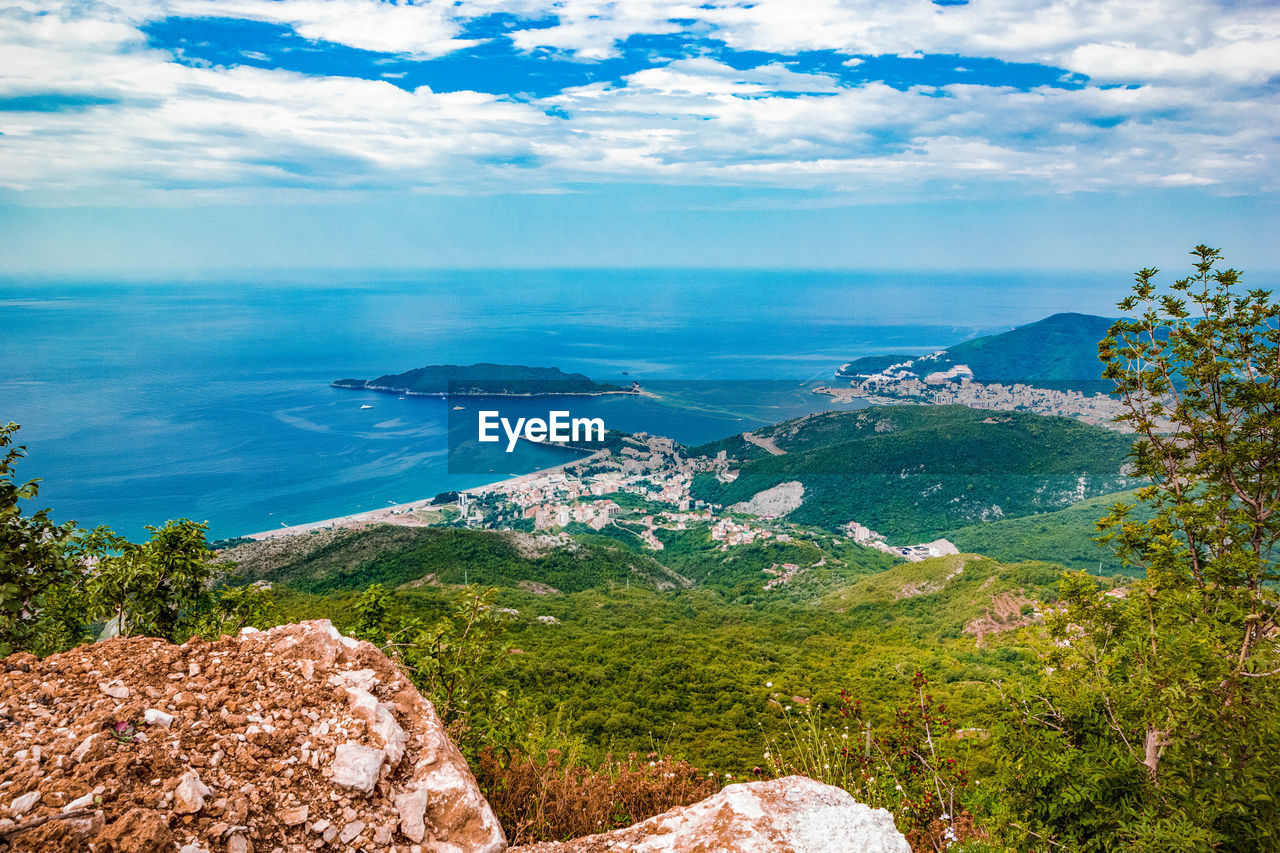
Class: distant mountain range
838,312,1117,388
333,363,629,396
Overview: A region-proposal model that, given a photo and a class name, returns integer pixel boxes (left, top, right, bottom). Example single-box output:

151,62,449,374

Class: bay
0,269,1127,539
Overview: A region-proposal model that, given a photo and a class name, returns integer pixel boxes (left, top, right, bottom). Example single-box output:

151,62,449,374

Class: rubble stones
7,791,39,818
278,804,308,825
143,709,174,729
172,771,210,814
330,742,385,795
96,807,174,853
98,681,129,700
395,784,432,842
0,619,506,853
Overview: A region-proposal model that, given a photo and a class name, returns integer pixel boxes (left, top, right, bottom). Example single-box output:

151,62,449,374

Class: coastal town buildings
815,360,1139,429
449,428,961,570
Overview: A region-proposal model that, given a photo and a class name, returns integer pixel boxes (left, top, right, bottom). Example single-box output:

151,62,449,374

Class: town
449,431,954,570
814,355,1137,429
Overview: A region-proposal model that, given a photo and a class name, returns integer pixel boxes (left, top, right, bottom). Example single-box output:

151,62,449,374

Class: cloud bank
0,0,1276,202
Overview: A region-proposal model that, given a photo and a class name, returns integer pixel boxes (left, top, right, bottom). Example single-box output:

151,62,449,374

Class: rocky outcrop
729,481,804,519
511,776,910,853
0,620,505,853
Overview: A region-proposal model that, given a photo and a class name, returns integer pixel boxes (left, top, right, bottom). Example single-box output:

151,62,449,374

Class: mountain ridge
837,312,1117,389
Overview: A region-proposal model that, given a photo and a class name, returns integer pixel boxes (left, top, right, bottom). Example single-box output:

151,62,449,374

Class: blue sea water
0,269,1128,540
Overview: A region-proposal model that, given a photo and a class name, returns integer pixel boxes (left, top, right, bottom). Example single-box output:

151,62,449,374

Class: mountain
333,363,628,396
222,525,689,594
688,405,1137,541
837,312,1116,389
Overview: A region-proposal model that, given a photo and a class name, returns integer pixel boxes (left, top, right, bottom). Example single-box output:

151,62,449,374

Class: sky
1,0,1278,274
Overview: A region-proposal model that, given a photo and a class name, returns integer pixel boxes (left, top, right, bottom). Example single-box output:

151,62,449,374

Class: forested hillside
690,406,1137,541
268,550,1057,771
946,490,1155,575
838,312,1116,390
223,525,688,594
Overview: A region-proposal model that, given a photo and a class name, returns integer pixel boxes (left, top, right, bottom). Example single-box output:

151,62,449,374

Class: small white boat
360,404,373,409
452,405,465,410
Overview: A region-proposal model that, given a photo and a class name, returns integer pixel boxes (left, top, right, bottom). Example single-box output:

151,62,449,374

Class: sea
1,269,1129,540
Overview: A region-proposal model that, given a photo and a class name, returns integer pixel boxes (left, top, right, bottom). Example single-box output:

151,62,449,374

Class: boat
452,405,465,410
360,404,373,409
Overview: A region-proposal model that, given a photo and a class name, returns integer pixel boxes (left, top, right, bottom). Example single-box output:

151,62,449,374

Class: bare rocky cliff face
1,622,909,853
728,481,805,519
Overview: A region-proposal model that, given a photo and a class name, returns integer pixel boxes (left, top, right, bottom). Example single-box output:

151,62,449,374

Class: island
332,363,639,397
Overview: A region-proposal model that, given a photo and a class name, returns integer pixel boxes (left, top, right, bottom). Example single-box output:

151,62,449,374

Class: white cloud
0,4,552,198
0,0,1276,201
468,0,1280,85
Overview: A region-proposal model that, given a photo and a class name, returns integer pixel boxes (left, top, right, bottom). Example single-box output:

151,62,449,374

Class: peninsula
333,363,637,397
817,312,1137,429
835,312,1116,390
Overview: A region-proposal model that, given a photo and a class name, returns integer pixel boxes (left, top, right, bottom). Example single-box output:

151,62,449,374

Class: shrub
766,672,989,853
475,749,720,845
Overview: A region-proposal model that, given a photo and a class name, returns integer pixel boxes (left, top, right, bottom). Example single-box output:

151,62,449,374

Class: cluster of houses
710,518,791,549
829,356,1130,429
463,429,962,566
762,562,804,591
842,519,958,563
525,500,621,531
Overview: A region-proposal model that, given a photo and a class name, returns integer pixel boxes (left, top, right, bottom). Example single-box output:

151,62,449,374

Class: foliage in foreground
475,749,720,845
2,421,276,652
0,422,85,656
993,246,1280,852
766,671,993,852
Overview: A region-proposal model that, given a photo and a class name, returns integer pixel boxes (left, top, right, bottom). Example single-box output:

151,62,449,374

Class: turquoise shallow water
0,269,1128,539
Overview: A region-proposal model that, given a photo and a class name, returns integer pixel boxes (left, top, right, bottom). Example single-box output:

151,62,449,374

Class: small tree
351,583,391,642
0,422,88,656
199,581,279,637
86,519,216,642
358,585,516,756
997,247,1280,851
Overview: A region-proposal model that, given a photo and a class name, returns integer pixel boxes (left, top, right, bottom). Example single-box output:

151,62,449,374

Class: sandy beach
244,448,608,541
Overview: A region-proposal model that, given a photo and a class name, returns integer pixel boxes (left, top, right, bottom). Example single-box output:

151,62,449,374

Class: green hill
838,312,1116,391
650,526,898,599
333,363,626,396
822,553,1063,627
222,525,687,595
271,548,1062,770
689,405,1137,541
946,490,1154,576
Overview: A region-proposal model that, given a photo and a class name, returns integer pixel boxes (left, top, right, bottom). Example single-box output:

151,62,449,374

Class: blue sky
1,0,1278,274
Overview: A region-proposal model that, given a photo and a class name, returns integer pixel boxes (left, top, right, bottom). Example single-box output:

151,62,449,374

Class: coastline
241,448,608,542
